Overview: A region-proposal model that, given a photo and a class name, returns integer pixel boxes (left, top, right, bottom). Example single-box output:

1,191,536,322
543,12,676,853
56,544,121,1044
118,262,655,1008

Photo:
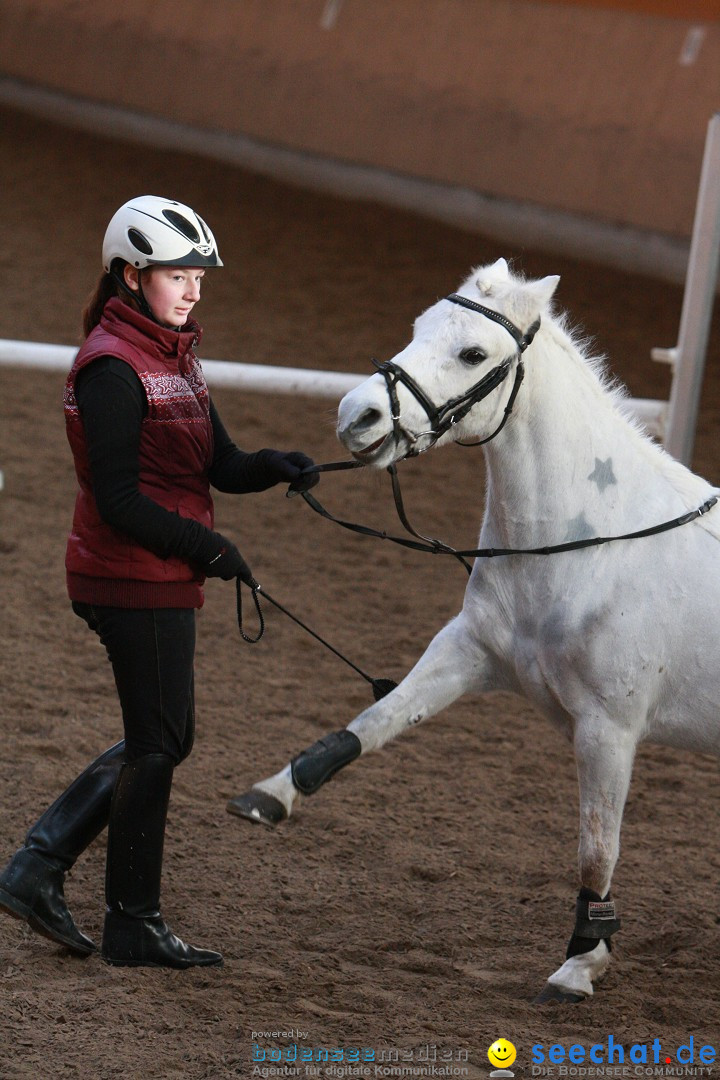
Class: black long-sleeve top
75,356,279,566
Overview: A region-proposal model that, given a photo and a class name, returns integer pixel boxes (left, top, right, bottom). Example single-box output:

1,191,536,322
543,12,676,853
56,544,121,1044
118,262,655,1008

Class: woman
0,195,317,969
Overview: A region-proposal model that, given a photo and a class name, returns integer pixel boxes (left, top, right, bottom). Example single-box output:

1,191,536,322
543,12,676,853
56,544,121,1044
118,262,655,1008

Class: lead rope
236,578,398,701
232,478,717,706
233,473,716,703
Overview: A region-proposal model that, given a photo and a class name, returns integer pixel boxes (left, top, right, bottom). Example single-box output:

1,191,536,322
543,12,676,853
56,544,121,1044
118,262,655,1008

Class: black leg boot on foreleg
101,752,223,969
0,741,126,955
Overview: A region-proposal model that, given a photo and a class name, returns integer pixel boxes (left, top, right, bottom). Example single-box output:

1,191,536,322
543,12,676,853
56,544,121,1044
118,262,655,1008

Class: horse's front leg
227,614,490,826
536,719,636,1003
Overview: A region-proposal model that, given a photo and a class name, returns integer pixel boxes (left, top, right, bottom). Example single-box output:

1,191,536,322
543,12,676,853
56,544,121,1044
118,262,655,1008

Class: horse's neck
481,326,696,547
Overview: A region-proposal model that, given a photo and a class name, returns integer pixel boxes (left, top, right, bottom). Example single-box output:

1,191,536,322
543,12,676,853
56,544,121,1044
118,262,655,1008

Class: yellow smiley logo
488,1039,517,1069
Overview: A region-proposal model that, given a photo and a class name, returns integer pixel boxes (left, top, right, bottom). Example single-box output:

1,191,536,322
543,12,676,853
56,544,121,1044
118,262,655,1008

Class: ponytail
81,271,120,338
81,259,141,338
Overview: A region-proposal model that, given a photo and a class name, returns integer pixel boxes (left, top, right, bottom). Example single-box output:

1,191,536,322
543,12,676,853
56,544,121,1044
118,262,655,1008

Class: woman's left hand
262,450,319,492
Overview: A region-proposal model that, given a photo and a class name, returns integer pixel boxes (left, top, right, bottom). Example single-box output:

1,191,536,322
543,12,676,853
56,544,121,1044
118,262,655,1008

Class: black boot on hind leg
102,753,223,970
0,741,126,955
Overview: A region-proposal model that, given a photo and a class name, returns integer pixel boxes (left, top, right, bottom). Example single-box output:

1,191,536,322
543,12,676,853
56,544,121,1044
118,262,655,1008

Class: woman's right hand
204,539,256,586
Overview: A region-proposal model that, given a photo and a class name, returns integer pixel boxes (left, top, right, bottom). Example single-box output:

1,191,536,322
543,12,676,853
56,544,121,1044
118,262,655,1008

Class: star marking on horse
588,457,617,493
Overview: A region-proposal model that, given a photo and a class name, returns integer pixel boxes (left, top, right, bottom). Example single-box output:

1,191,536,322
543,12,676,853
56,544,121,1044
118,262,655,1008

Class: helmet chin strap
110,267,175,329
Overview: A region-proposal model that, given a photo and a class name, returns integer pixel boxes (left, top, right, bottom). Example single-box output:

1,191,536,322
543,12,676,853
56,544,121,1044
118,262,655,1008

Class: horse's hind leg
227,615,487,826
536,720,636,1003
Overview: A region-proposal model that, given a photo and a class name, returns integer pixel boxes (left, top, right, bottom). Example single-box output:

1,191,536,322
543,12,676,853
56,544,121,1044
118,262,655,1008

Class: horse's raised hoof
226,789,287,828
534,982,586,1005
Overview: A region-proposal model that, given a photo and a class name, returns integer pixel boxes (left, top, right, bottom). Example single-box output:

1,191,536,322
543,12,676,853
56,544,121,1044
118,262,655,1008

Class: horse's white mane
462,258,632,418
462,259,711,505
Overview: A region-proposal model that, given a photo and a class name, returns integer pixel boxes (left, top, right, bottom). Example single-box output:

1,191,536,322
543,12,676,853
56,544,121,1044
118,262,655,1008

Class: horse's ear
531,274,560,308
475,258,510,297
489,257,509,279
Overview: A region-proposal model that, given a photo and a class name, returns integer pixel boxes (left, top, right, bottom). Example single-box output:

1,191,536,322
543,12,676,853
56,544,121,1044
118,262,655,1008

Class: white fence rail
0,337,668,439
0,340,365,399
1,114,718,462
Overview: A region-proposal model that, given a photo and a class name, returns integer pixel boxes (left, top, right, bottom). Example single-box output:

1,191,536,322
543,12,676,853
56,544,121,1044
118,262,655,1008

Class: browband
446,293,540,352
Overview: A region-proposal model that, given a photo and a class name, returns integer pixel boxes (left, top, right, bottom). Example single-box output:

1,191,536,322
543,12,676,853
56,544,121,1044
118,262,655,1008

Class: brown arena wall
1,0,719,240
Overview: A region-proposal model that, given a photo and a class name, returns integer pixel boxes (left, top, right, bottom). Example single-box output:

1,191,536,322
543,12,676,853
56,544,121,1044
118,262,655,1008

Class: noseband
373,293,541,457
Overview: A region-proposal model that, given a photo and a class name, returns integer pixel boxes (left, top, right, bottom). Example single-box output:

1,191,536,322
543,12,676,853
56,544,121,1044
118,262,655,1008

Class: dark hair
81,259,144,338
81,271,119,338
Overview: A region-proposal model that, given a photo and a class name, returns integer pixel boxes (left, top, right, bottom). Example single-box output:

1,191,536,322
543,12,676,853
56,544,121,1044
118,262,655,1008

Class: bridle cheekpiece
372,293,540,457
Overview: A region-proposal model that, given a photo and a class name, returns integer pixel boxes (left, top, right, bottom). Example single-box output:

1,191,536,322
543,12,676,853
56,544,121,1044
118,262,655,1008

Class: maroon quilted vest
64,297,214,608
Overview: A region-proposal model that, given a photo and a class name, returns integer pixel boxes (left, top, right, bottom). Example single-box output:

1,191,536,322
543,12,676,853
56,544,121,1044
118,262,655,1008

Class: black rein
289,291,717,572
234,290,718,697
297,469,717,576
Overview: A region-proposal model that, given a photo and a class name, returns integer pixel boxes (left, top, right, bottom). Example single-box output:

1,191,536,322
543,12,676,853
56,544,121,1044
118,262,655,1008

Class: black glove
203,539,256,586
260,450,319,493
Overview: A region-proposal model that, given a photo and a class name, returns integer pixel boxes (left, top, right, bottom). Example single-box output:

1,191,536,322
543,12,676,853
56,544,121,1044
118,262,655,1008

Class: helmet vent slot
162,210,201,243
127,227,154,255
197,216,212,244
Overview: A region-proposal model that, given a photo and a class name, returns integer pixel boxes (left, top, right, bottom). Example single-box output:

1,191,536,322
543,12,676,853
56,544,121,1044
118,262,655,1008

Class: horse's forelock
461,261,551,306
453,267,554,338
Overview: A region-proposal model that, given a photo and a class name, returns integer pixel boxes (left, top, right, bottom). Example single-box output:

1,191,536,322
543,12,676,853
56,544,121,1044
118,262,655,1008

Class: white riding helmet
102,195,223,271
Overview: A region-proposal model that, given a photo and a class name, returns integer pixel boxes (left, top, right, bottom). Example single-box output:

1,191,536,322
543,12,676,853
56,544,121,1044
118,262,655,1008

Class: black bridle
234,290,718,699
372,293,540,457
289,291,716,572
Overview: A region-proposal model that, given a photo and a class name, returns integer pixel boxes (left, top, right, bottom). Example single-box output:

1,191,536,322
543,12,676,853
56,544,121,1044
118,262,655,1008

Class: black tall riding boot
102,753,222,969
0,741,126,955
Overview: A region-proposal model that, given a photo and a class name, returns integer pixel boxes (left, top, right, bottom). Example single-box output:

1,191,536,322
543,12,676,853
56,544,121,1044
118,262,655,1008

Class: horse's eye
459,347,487,366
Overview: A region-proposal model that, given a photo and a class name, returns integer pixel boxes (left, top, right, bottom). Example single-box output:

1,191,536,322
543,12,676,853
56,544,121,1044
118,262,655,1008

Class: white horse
229,258,720,1002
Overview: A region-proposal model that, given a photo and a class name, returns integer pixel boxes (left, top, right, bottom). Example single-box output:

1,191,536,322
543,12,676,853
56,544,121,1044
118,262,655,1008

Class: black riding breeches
72,603,196,764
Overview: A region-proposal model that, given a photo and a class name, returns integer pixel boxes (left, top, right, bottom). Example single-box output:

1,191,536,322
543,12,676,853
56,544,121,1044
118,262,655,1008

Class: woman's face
124,265,205,328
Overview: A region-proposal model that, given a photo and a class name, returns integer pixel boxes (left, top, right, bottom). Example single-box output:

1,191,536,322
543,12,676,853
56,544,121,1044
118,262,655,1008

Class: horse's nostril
353,407,382,432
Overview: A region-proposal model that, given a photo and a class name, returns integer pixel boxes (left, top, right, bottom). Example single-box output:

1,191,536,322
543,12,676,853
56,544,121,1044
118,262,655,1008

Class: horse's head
337,259,560,467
